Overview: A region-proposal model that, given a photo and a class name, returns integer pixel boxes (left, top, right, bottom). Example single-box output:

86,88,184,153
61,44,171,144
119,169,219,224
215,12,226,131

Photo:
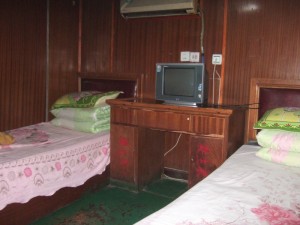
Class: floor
31,178,188,225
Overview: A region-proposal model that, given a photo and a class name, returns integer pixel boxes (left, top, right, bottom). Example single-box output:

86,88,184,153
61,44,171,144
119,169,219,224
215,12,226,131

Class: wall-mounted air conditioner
120,0,199,19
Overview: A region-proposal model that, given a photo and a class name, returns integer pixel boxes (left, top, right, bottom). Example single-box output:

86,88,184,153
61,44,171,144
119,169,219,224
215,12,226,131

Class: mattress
0,122,110,210
135,144,300,225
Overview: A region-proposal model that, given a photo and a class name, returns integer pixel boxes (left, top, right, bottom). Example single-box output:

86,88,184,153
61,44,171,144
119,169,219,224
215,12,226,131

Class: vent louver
120,0,199,18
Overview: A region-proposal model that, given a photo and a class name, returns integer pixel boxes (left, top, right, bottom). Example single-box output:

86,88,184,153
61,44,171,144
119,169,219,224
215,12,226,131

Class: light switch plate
212,54,222,65
180,51,190,62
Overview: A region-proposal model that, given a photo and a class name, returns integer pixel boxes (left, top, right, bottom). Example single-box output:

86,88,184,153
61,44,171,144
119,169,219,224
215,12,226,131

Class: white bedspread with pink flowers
0,122,110,210
135,144,300,225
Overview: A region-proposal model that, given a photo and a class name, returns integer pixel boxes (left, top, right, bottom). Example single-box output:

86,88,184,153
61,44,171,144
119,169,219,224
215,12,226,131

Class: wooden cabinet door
110,124,164,190
189,136,224,187
110,124,137,185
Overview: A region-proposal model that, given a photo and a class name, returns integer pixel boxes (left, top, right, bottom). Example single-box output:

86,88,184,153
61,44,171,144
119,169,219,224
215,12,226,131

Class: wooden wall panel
203,0,225,104
223,0,300,105
79,0,203,99
48,0,79,119
0,0,79,130
81,0,113,73
0,0,47,131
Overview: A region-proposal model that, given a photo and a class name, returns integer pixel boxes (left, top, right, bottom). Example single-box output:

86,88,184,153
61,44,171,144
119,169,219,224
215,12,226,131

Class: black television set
155,63,207,106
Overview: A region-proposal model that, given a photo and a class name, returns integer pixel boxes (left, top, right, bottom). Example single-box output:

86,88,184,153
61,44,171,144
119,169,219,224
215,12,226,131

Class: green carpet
31,178,188,225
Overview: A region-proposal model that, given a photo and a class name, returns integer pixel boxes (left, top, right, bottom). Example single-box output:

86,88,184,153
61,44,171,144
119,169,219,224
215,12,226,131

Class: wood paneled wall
0,0,79,130
223,0,300,105
48,0,79,120
80,0,206,100
81,0,113,73
81,0,300,105
0,1,47,131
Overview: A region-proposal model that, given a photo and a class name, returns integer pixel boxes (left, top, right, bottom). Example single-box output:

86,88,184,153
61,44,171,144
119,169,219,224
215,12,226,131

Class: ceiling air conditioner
120,0,199,19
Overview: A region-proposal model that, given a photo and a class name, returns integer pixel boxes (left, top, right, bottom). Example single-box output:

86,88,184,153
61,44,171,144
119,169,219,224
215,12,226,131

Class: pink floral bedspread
0,122,110,210
135,145,300,225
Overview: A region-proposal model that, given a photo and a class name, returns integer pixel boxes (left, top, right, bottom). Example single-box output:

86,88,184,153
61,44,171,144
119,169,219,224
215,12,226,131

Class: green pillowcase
254,107,300,132
51,91,123,110
51,118,110,133
51,105,111,122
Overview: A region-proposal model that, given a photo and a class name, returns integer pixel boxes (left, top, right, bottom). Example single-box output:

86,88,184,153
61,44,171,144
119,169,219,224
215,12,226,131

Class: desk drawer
136,110,191,132
191,115,225,135
110,106,136,125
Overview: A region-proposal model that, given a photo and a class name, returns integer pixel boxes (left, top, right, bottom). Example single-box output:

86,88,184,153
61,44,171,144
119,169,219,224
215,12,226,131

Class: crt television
155,63,207,106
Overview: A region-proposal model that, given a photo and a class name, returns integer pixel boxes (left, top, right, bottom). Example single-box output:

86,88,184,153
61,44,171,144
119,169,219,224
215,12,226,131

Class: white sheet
0,122,110,210
135,145,300,225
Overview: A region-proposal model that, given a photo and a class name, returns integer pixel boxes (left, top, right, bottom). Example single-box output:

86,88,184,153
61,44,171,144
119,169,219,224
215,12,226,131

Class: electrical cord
164,133,182,157
212,64,221,105
197,102,259,110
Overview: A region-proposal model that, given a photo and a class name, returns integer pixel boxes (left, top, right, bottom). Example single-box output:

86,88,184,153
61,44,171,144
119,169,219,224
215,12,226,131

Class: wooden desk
107,98,245,190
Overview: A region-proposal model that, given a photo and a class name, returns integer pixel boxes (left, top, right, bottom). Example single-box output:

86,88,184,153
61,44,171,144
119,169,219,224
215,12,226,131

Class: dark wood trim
163,167,189,181
246,78,300,142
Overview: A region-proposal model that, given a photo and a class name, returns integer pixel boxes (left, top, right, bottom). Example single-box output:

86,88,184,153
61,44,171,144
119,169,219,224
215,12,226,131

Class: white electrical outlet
212,54,222,65
180,51,190,62
190,52,200,62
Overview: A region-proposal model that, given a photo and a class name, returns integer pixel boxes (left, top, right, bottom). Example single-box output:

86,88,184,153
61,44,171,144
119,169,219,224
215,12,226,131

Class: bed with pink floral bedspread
135,78,300,225
135,144,300,225
0,122,110,210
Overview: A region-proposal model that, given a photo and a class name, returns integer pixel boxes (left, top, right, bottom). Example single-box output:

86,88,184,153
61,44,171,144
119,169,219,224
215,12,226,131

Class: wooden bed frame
0,75,140,225
246,78,300,142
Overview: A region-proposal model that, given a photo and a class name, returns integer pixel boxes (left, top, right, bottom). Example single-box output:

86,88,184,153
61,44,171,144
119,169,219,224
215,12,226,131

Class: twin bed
0,76,139,225
1,77,300,225
135,78,300,225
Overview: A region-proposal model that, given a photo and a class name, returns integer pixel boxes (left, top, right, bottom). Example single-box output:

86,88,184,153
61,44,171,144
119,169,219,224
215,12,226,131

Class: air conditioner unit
120,0,199,19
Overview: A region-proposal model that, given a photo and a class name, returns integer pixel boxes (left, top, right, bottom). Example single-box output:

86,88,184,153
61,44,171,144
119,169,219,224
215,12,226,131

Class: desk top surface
107,98,246,116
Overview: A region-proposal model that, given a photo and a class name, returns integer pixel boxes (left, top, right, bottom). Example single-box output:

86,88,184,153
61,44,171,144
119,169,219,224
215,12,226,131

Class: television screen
164,68,194,97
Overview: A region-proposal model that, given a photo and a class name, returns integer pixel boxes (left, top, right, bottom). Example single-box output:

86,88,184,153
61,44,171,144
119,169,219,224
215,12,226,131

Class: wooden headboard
246,78,300,142
78,75,142,98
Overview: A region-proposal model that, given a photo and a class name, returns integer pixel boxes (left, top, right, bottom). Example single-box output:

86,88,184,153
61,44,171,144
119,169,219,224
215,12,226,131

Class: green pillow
51,91,122,110
254,107,300,132
51,105,111,122
51,118,110,133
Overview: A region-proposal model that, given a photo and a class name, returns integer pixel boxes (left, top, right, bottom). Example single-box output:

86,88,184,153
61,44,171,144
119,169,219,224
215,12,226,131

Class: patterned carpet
31,178,188,225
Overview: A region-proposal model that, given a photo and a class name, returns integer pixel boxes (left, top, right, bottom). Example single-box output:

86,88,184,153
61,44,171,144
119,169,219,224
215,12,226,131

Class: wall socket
212,54,222,65
180,51,200,62
190,52,200,62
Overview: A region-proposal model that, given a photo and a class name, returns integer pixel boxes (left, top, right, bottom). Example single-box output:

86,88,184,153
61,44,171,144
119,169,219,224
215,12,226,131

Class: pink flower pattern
24,167,32,177
0,123,110,211
272,132,295,150
251,203,300,225
55,162,62,171
8,127,49,144
269,132,296,163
